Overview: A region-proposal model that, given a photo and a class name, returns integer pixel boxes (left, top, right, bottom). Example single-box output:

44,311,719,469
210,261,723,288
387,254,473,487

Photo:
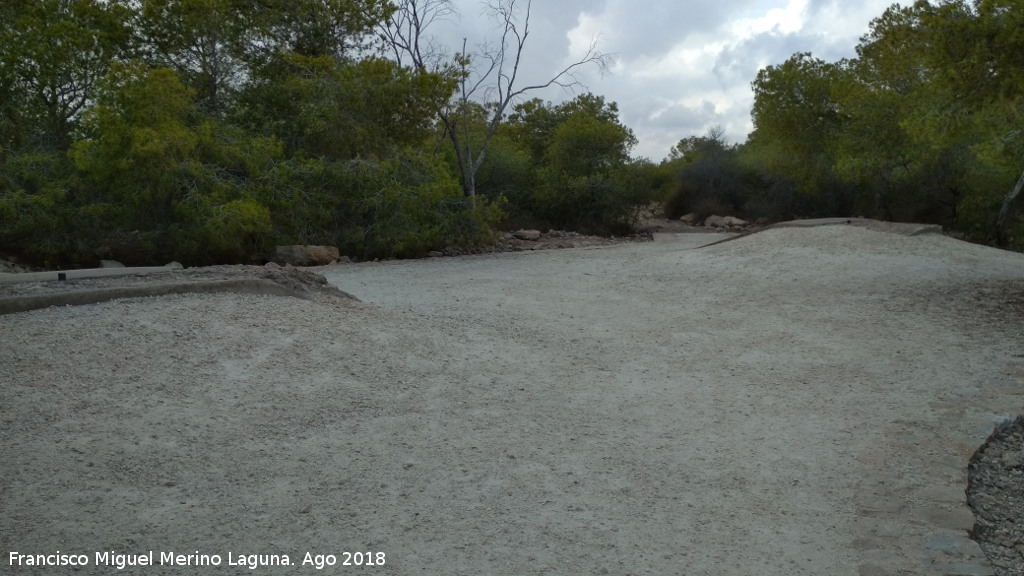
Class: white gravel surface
3,225,1024,576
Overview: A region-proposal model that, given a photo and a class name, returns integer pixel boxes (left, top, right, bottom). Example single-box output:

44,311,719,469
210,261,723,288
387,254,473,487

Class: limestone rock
679,213,700,226
513,229,542,241
704,215,749,228
703,215,726,228
100,260,125,268
272,245,340,266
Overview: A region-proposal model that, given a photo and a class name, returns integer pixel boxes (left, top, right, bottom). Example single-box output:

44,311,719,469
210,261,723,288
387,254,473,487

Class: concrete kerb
0,278,359,316
0,264,180,284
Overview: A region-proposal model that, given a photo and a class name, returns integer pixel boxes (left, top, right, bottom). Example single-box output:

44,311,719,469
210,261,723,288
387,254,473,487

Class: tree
134,0,247,115
521,94,646,232
748,53,845,197
237,53,453,160
832,4,929,219
384,0,609,197
0,0,132,151
662,127,769,220
906,0,1024,244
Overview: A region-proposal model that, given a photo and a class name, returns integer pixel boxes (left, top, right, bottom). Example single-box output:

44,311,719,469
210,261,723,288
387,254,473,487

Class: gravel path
2,225,1023,575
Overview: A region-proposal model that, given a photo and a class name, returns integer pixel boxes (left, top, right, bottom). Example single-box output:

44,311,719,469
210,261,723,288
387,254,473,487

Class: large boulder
679,213,700,226
272,245,340,266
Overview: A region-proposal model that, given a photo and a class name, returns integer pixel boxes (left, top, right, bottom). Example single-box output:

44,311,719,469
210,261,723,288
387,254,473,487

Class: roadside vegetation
1,0,1021,267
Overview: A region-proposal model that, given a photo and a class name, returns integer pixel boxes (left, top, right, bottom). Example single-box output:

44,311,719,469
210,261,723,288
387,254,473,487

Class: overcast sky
429,0,897,160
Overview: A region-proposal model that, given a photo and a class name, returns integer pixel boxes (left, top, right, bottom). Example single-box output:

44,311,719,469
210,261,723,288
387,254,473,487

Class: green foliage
729,0,1024,247
261,152,500,260
0,0,133,151
0,152,75,264
500,94,650,233
65,61,286,264
238,54,453,160
748,53,844,197
1,0,663,266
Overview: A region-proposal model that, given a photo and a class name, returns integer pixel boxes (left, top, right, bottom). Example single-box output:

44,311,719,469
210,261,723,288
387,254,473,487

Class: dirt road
3,225,1023,575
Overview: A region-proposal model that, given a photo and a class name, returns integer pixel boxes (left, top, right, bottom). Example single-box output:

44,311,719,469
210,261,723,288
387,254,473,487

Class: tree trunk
996,165,1024,246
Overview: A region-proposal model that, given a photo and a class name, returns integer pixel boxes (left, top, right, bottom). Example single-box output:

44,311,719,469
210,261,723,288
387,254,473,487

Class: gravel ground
2,224,1024,575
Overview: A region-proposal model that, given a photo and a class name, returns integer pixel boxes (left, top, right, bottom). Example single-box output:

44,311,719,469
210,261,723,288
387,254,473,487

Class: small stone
100,260,124,268
1001,450,1024,468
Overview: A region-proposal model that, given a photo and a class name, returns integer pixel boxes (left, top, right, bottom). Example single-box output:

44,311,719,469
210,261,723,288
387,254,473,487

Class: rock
679,213,700,226
166,261,184,270
100,260,125,268
704,215,727,228
704,215,748,228
1001,450,1024,468
513,229,542,241
428,251,443,258
272,245,340,266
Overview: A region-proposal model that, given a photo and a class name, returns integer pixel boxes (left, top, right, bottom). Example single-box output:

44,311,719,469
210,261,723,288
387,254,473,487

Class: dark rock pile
968,416,1024,576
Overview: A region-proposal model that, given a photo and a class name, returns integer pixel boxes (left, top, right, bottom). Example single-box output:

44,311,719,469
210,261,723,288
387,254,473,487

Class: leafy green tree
266,0,394,59
238,54,453,160
134,0,248,115
0,0,132,151
748,52,845,197
70,61,279,264
905,0,1024,245
832,5,931,219
663,127,745,219
525,94,647,233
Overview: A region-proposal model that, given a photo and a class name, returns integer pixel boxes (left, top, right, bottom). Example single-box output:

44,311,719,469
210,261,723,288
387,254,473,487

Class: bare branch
381,0,456,70
381,0,608,197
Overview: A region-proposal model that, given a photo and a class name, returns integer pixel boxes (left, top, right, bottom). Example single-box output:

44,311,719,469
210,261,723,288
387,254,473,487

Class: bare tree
380,0,456,70
383,0,608,197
